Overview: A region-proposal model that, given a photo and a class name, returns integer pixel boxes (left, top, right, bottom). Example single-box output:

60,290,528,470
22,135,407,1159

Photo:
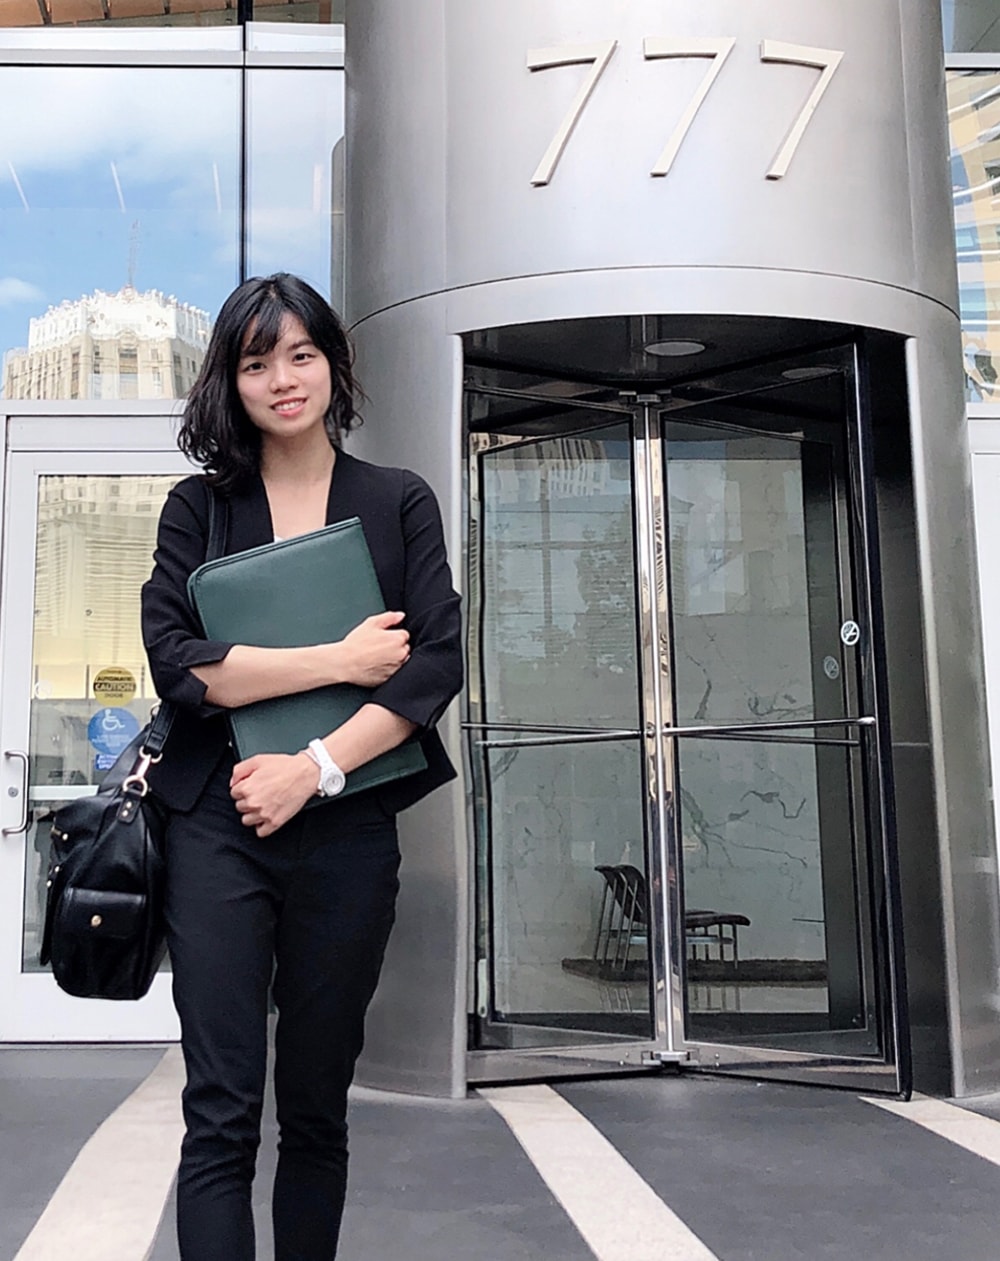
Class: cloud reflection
0,278,45,307
247,68,344,295
1,67,238,181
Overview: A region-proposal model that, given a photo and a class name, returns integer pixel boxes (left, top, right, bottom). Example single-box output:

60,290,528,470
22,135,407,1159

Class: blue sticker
94,752,118,772
87,707,140,757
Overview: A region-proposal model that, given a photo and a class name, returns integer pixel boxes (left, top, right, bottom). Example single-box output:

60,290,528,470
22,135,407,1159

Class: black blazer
141,449,463,815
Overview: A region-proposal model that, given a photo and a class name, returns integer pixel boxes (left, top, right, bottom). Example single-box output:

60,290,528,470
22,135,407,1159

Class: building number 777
527,37,845,187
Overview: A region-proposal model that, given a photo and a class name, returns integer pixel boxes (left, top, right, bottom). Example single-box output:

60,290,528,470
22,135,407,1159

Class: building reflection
2,284,209,401
0,0,342,28
949,69,1000,402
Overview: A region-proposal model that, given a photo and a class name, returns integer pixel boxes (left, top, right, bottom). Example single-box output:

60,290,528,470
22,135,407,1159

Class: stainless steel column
345,0,1000,1097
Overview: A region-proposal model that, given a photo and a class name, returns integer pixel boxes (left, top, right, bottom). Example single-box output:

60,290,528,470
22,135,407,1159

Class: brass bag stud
90,914,103,928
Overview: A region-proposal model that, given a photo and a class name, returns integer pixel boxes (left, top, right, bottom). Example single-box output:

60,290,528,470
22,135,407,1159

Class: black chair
593,864,648,971
593,864,750,977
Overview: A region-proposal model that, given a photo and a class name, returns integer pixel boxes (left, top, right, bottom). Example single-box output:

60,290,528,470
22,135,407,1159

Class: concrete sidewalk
5,1046,1000,1260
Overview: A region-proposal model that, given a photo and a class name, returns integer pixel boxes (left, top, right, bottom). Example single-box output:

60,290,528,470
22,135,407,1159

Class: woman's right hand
336,611,410,686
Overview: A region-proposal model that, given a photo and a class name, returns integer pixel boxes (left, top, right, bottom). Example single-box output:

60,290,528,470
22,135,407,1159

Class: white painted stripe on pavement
479,1084,719,1261
864,1092,1000,1166
15,1046,185,1261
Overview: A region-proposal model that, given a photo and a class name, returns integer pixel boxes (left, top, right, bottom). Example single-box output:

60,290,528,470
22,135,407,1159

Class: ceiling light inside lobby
644,339,707,357
780,365,839,381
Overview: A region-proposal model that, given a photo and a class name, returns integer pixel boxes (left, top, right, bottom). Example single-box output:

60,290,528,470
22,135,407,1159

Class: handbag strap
139,480,230,761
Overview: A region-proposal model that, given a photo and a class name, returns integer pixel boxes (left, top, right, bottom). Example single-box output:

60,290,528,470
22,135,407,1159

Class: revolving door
465,338,909,1093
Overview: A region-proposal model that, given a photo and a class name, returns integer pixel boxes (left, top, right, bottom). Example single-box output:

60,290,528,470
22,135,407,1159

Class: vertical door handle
3,751,30,836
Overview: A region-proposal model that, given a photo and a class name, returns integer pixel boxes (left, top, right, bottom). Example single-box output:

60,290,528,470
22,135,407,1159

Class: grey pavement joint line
863,1092,1000,1164
478,1084,720,1261
14,1046,185,1261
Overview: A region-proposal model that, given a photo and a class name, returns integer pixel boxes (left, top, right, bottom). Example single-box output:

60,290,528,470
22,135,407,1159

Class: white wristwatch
304,739,347,798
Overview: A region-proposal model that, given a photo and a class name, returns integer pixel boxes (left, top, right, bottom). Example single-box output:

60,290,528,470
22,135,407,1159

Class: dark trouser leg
165,773,278,1261
271,815,401,1261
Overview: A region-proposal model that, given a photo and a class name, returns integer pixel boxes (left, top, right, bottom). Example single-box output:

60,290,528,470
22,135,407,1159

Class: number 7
643,37,736,178
527,40,618,187
760,40,845,180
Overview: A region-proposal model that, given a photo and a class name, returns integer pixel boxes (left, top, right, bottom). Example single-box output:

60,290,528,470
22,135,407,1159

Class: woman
141,273,463,1260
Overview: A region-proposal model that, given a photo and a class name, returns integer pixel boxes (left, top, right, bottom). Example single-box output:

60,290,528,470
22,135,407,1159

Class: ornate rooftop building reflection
1,285,210,401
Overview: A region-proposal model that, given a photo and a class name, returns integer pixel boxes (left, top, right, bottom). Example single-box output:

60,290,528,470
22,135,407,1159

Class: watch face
321,766,346,796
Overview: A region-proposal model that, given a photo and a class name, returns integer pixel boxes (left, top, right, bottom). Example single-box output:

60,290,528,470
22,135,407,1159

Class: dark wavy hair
178,273,360,492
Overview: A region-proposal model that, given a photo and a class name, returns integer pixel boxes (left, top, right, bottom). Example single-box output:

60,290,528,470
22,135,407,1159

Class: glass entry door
466,344,909,1092
0,417,189,1040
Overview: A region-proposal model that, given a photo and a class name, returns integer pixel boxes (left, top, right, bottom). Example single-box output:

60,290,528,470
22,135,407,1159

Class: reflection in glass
252,0,345,22
665,422,849,728
1,0,256,28
479,738,652,1041
948,70,1000,402
22,474,180,971
942,0,1000,52
677,734,877,1057
0,66,240,400
247,68,344,303
0,0,346,26
478,425,640,731
3,288,211,401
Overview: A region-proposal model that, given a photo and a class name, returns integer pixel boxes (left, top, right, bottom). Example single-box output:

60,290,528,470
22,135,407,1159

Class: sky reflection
0,64,343,398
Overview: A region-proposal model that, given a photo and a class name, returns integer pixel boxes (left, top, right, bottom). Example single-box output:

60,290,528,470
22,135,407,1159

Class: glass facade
247,67,343,294
949,70,1000,400
0,0,344,29
0,66,240,401
0,50,343,401
944,1,1000,52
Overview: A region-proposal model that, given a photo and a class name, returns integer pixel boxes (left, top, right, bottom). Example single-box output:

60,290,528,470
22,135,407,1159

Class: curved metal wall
347,0,957,317
344,0,1000,1097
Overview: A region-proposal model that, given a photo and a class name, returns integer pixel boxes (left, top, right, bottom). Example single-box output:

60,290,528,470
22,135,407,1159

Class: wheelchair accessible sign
88,706,140,771
89,668,140,770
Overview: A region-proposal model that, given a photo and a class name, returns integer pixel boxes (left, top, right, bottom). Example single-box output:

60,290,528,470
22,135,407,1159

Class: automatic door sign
93,666,137,704
87,707,140,760
840,620,861,647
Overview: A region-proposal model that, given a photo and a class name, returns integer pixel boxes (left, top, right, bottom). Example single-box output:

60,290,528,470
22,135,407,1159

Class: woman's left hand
230,752,318,837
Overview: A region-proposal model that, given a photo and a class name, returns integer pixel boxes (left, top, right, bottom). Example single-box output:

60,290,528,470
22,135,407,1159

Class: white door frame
0,410,191,1041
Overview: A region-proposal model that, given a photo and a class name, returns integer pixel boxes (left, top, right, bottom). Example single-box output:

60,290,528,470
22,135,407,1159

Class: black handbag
39,706,174,999
39,483,228,1000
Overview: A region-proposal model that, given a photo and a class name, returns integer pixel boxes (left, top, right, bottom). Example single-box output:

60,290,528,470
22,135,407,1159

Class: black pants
164,761,401,1261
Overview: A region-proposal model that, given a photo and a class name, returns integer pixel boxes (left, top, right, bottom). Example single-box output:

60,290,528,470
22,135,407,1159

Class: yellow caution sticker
92,666,137,704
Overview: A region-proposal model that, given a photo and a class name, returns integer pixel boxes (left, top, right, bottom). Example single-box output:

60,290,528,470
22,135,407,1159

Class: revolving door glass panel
469,418,656,1048
661,354,897,1072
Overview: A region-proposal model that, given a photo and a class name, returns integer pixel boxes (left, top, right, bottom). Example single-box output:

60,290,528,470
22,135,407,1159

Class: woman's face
235,312,333,445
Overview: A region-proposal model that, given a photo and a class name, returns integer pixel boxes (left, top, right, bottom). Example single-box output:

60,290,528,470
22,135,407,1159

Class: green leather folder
186,516,426,797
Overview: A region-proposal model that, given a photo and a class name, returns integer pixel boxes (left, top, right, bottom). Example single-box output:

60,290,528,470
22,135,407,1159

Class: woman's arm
143,480,409,712
192,612,410,707
229,703,417,836
366,470,464,730
142,479,235,714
